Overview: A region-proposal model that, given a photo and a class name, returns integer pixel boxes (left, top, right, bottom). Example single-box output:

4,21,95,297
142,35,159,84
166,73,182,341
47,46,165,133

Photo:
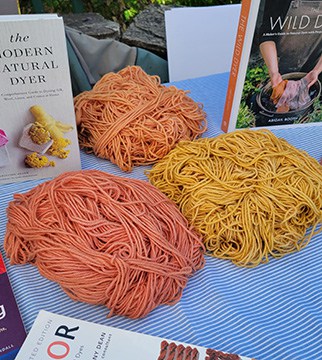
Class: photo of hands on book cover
235,0,322,129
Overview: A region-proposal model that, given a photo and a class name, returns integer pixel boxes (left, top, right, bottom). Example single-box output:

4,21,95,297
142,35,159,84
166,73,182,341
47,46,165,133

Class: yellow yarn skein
147,129,322,267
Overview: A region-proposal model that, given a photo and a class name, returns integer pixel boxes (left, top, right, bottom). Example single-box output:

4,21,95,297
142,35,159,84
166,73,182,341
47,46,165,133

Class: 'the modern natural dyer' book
0,14,81,184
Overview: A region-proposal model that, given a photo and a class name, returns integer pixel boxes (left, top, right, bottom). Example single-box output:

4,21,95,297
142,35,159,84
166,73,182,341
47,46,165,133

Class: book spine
0,254,26,360
221,0,252,132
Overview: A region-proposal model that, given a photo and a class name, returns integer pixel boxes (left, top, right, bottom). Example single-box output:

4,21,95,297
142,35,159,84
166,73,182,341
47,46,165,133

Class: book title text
270,14,322,31
0,33,59,86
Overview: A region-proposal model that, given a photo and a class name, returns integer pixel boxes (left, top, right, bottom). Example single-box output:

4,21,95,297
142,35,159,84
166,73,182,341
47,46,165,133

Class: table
1,72,322,360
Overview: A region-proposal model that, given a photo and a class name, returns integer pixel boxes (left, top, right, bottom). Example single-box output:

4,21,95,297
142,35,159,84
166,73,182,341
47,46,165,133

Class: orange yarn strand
74,66,207,171
4,170,205,318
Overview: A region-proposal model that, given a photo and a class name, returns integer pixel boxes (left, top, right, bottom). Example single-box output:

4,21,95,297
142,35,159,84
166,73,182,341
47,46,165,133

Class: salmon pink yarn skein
4,170,205,318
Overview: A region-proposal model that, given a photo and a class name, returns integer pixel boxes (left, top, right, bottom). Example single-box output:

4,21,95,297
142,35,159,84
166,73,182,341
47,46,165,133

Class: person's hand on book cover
270,79,288,105
304,55,322,88
260,41,321,91
259,41,283,88
261,39,321,113
275,78,310,111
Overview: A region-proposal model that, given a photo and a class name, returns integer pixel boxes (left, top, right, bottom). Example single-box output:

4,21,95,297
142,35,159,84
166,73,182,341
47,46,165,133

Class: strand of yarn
74,66,207,171
4,170,205,318
147,129,322,267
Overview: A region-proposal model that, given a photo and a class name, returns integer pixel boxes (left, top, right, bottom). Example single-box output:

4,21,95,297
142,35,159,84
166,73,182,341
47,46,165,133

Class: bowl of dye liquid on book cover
254,72,321,127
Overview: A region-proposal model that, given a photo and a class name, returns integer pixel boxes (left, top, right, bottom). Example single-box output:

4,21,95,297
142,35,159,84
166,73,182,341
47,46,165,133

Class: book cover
15,310,255,360
165,4,241,82
222,0,322,132
0,14,81,184
0,253,26,360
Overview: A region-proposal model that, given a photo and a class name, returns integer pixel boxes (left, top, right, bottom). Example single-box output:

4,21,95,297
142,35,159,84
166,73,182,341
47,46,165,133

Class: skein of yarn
147,129,322,267
74,66,207,171
4,170,205,318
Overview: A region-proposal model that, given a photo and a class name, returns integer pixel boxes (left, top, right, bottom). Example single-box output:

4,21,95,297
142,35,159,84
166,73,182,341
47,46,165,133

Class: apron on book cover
277,0,322,74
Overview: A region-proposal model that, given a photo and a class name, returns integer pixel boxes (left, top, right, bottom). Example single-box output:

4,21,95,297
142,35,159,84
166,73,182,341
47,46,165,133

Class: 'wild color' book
15,310,255,360
222,0,322,132
0,252,26,360
0,14,81,184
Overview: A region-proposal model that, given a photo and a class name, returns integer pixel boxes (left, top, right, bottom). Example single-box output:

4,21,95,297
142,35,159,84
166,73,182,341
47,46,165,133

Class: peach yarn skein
74,66,207,171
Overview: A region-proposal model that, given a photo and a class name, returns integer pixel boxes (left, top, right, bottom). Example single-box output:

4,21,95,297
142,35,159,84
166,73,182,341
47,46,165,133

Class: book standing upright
0,14,81,184
222,0,322,132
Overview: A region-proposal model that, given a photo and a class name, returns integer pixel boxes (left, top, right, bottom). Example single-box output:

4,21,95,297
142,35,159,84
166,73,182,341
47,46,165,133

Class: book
0,14,81,184
0,253,26,360
164,4,241,82
15,310,255,360
221,0,322,132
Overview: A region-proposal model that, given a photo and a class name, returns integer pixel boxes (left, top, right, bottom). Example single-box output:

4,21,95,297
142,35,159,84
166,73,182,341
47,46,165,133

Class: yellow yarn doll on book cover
222,0,322,132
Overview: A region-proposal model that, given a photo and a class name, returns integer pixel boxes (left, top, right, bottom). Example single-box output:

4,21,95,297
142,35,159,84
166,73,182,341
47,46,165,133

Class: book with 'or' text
222,0,322,132
15,310,255,360
0,14,81,184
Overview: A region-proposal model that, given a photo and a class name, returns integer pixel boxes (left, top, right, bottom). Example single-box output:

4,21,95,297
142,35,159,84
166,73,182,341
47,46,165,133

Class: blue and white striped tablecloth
1,72,322,360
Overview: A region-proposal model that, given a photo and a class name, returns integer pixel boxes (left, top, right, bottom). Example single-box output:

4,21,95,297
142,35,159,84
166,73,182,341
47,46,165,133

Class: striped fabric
1,72,322,360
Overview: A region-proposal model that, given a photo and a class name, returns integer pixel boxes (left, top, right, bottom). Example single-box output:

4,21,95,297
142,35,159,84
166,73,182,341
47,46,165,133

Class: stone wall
63,4,173,59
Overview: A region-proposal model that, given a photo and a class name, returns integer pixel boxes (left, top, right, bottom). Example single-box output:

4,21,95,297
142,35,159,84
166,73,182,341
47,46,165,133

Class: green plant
241,63,269,102
161,0,240,5
236,101,256,129
296,98,322,124
20,0,74,13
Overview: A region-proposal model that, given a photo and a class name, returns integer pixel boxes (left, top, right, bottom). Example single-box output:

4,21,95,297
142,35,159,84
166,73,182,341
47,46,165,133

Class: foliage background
19,0,241,29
